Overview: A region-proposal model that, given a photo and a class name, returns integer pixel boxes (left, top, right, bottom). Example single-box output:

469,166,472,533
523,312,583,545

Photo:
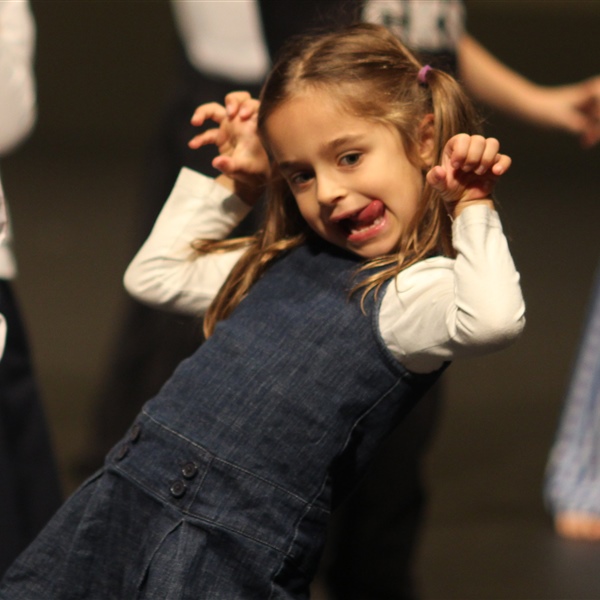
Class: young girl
0,23,524,599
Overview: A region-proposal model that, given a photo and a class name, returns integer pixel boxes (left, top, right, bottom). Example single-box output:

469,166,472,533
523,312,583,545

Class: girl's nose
316,175,346,205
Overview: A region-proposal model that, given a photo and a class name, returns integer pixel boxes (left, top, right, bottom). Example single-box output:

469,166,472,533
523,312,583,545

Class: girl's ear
417,114,435,168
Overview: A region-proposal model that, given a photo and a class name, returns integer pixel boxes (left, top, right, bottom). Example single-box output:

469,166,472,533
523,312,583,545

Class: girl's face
265,91,430,259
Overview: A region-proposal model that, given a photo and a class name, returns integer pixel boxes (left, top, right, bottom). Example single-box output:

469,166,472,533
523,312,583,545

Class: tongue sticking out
354,200,385,225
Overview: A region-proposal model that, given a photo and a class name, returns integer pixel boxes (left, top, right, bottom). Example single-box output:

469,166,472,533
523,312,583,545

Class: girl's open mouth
341,200,387,243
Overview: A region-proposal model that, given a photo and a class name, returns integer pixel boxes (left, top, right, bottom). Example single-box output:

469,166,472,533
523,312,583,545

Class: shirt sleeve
170,0,269,84
0,312,6,360
379,204,525,373
0,0,36,155
124,168,251,316
0,180,7,246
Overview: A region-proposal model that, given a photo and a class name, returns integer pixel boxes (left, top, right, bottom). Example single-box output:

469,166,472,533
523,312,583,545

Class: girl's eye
290,172,313,186
340,153,361,167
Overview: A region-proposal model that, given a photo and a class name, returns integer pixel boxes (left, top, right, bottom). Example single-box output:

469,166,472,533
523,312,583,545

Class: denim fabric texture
545,261,600,516
0,241,443,599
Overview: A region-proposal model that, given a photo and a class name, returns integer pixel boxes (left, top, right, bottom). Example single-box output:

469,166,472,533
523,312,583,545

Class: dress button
181,462,198,480
116,443,129,461
129,423,142,443
170,480,187,498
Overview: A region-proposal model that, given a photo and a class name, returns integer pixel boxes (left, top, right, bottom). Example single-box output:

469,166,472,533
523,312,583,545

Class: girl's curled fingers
458,135,487,172
191,102,227,127
224,91,253,118
475,138,501,175
425,165,448,191
236,98,261,121
444,133,471,169
188,128,222,150
491,153,512,176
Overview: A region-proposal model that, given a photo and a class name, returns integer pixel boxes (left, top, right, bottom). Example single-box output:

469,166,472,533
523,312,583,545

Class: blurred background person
0,0,62,577
545,260,600,541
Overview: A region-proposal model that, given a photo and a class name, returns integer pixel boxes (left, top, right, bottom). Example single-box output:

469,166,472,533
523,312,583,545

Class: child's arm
124,169,251,316
125,93,270,315
381,135,524,373
459,34,600,148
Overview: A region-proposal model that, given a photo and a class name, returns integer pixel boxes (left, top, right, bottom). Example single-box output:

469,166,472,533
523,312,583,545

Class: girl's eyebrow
278,134,366,172
327,134,365,151
277,159,307,174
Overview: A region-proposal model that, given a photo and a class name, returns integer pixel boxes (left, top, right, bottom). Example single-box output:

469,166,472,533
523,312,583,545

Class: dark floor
2,2,600,598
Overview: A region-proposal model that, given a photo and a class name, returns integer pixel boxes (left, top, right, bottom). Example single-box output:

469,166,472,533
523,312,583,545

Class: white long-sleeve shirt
0,0,35,276
125,168,525,374
0,0,37,357
0,0,35,158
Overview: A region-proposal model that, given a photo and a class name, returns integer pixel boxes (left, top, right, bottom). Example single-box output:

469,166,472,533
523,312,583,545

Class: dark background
2,2,600,598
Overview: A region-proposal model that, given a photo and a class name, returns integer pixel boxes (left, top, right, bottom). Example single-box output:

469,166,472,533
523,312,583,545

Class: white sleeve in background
0,312,5,359
0,179,8,246
380,205,525,373
124,168,251,316
170,0,269,84
0,0,36,155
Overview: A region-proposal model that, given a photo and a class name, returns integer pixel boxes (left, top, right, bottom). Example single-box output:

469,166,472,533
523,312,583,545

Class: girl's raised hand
189,91,270,205
426,134,511,218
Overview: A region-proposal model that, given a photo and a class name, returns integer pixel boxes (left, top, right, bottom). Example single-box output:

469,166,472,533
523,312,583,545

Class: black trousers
325,384,442,600
0,280,62,576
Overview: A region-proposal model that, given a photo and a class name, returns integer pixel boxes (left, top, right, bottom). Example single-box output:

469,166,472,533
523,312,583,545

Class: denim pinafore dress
0,241,443,599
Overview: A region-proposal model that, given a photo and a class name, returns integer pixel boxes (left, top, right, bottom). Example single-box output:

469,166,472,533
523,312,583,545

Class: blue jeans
545,260,600,516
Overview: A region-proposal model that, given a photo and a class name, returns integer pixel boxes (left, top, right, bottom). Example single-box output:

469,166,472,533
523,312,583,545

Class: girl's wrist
233,180,265,207
215,174,264,207
450,198,495,219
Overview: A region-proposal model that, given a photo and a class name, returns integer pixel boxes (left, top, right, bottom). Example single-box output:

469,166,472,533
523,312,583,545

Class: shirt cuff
177,167,253,226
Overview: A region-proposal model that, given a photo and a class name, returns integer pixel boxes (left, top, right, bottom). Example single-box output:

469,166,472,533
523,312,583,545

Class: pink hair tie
418,64,433,85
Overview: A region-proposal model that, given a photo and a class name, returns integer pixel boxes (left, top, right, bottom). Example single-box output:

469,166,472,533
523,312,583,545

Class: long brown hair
201,23,481,337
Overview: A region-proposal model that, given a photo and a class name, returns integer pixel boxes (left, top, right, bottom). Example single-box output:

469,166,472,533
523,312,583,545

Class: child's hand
426,134,511,218
189,91,270,206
